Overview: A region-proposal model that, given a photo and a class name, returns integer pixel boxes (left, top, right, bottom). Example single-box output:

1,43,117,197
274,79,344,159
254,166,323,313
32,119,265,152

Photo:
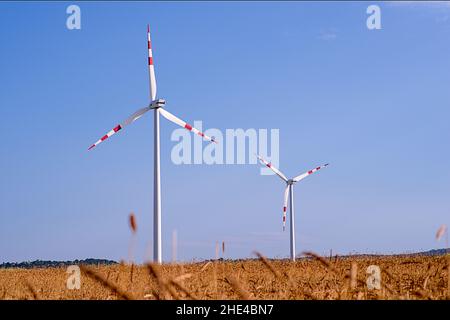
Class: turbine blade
159,108,217,143
88,106,151,150
147,24,157,101
121,106,152,126
293,163,329,182
256,154,288,182
282,184,290,231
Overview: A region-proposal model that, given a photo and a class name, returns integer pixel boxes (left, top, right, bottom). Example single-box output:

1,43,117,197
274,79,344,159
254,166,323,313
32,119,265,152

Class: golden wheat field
1,254,449,300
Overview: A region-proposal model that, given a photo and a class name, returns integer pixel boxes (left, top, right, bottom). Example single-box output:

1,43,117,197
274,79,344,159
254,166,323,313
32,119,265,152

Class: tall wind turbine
257,155,329,261
88,25,216,264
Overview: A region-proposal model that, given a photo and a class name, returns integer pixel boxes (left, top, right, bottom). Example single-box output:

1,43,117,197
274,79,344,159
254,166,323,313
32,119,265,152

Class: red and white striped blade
147,24,157,101
159,108,217,143
256,155,288,182
293,163,329,182
88,106,151,150
282,184,290,231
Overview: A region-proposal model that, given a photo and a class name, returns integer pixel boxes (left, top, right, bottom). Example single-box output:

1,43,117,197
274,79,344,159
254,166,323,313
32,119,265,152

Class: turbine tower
88,25,216,263
257,155,329,261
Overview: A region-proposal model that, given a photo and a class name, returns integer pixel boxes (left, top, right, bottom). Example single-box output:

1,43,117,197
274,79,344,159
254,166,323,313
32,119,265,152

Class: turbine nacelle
150,98,166,109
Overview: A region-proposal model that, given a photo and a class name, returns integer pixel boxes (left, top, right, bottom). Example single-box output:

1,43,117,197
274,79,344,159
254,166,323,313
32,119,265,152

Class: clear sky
1,1,449,263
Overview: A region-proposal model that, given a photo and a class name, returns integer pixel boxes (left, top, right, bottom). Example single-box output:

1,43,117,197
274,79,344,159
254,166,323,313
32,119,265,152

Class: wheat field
0,253,449,300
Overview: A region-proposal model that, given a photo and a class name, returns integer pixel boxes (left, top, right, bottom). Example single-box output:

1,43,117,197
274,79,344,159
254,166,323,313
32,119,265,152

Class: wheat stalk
80,265,134,300
129,213,137,233
225,275,252,300
200,261,212,272
24,281,39,300
165,282,180,300
350,262,358,289
130,264,135,283
412,289,432,300
254,251,281,278
169,278,197,300
147,263,177,300
302,251,338,274
213,261,218,299
174,273,192,282
128,213,137,264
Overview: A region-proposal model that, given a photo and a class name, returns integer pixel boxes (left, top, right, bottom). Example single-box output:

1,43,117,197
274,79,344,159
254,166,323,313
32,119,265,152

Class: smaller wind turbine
256,155,329,261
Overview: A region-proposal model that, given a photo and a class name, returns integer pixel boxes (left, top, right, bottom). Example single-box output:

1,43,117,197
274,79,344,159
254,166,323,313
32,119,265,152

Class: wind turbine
256,155,329,261
88,25,216,264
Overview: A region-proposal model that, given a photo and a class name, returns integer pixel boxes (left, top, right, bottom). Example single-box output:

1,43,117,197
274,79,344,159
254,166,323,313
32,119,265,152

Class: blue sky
1,1,449,263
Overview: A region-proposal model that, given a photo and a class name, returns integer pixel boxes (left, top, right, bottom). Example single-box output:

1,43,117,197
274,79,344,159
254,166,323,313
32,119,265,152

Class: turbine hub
287,179,294,185
150,98,166,109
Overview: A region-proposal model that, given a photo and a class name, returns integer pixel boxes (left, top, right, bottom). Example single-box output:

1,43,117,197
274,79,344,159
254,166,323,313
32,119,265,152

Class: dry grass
0,254,449,300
